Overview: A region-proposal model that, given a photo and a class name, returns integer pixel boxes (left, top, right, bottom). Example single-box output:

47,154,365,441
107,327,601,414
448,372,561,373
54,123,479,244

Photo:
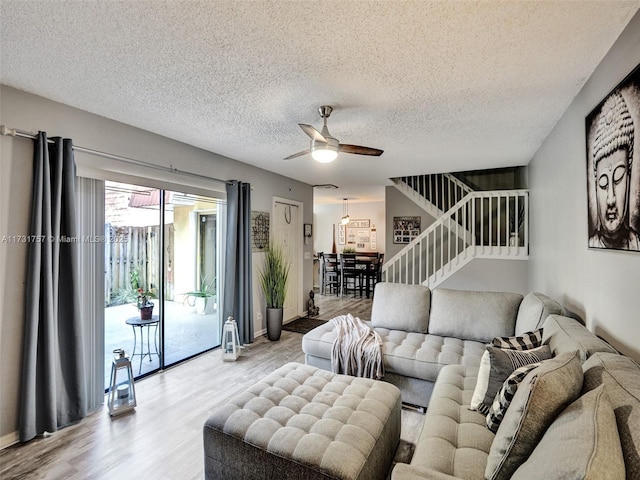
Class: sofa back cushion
514,292,562,335
429,288,523,343
511,385,625,480
582,352,640,479
542,315,618,361
370,282,431,333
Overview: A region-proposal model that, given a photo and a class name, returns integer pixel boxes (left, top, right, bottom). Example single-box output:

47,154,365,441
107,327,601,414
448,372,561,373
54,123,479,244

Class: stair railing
382,190,529,288
395,173,474,216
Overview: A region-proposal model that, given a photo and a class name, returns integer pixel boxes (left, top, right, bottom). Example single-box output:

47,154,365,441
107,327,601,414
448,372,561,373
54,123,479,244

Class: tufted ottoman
203,362,401,480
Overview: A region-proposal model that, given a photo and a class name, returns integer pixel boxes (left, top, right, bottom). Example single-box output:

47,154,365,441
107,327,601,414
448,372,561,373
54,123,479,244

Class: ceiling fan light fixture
312,148,338,163
311,140,338,163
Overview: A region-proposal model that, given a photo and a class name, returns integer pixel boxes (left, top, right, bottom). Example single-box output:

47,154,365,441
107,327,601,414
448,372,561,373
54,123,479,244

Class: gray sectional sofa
302,283,564,407
302,283,640,479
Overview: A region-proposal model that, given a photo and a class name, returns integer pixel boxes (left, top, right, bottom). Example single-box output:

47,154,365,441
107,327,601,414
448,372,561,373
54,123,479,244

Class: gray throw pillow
478,345,551,414
485,350,583,480
511,385,625,479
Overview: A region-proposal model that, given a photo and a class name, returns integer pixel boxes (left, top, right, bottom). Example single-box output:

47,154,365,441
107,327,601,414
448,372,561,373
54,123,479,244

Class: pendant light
341,198,350,225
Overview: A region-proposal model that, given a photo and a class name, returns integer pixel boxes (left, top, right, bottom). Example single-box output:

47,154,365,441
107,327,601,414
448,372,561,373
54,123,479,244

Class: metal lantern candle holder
108,348,137,416
222,316,241,361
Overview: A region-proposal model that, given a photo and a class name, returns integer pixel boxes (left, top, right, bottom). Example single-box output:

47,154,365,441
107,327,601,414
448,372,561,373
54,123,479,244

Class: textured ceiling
1,1,638,204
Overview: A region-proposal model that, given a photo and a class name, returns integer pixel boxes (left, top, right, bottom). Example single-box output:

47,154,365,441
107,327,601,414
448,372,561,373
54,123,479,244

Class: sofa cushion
582,352,640,479
377,329,485,382
485,350,583,480
429,289,523,343
542,315,618,361
371,282,431,333
410,364,494,480
302,321,486,383
514,292,562,335
511,385,625,479
474,345,551,414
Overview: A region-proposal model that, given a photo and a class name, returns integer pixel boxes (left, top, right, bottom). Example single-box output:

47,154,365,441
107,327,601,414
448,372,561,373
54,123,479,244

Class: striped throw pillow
486,363,541,433
478,345,552,413
492,329,544,350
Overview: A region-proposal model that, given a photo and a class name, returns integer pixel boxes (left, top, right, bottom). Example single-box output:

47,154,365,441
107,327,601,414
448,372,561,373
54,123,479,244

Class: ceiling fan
284,106,383,163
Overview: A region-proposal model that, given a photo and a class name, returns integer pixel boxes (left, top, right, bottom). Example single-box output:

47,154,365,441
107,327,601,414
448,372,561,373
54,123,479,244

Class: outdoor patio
104,301,221,389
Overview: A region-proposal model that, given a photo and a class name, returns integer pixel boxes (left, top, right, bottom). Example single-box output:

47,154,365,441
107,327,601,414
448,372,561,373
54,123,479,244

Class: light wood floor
0,293,424,480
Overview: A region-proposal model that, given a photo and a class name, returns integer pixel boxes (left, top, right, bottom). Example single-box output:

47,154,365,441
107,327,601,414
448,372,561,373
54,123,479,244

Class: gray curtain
223,180,254,344
20,132,87,442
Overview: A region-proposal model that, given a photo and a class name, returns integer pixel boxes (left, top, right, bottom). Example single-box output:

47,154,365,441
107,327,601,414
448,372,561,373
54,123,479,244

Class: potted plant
184,274,216,315
258,242,290,341
137,288,155,320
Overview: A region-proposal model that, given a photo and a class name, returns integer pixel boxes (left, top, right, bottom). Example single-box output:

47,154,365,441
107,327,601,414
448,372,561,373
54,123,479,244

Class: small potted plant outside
137,288,155,320
258,241,290,341
184,274,216,315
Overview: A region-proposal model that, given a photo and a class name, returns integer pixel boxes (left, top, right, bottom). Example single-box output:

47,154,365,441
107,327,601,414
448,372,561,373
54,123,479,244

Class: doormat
282,317,329,334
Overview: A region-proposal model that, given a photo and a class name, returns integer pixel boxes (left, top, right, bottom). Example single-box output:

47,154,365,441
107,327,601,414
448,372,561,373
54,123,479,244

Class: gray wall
439,259,529,295
385,185,436,260
528,11,640,362
0,85,313,443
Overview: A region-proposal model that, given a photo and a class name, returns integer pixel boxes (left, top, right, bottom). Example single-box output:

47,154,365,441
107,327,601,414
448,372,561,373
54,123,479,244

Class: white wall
313,201,385,254
0,85,314,444
528,11,640,362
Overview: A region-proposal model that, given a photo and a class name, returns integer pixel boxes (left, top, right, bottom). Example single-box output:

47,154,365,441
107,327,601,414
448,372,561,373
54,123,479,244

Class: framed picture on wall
393,216,421,244
586,63,640,252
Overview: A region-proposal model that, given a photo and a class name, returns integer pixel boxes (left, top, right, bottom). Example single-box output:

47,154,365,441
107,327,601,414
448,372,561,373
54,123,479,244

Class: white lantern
222,316,241,361
108,348,137,416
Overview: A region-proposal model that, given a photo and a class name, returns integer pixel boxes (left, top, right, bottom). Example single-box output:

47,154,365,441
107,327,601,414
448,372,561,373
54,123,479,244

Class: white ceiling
1,1,638,204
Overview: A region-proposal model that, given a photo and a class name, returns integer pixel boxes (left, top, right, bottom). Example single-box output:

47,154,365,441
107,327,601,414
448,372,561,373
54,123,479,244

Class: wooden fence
104,224,174,306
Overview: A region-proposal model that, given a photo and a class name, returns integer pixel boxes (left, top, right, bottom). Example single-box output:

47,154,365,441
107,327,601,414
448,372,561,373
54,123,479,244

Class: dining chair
320,253,340,295
339,253,360,297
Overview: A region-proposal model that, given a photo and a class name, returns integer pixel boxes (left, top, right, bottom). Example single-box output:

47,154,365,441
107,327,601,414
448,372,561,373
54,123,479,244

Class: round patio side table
125,315,159,374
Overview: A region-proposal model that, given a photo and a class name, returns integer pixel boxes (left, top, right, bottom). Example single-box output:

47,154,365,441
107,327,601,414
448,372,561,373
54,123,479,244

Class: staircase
383,174,528,288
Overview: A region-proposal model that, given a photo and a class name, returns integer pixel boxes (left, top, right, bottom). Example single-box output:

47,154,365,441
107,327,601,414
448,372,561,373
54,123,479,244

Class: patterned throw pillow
486,363,540,432
478,345,552,413
492,329,544,350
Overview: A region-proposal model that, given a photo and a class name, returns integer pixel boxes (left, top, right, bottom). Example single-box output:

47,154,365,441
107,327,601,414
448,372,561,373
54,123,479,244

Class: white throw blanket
330,314,384,380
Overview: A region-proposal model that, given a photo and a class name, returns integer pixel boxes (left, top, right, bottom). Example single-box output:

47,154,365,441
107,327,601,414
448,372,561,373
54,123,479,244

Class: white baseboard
0,431,19,450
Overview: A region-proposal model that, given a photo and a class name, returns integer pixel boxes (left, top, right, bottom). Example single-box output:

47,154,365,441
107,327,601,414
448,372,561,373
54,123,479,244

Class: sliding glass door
103,182,221,389
163,191,221,366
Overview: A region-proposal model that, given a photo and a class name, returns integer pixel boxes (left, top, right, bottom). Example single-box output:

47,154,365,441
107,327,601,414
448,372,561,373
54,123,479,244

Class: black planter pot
266,307,283,341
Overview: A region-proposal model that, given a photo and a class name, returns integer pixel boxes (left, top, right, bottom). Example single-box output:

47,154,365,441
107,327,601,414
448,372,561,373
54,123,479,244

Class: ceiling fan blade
283,149,311,160
339,144,384,156
299,124,327,142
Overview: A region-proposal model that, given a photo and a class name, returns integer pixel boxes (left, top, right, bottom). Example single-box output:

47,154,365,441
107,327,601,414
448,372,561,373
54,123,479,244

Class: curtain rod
0,125,232,185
